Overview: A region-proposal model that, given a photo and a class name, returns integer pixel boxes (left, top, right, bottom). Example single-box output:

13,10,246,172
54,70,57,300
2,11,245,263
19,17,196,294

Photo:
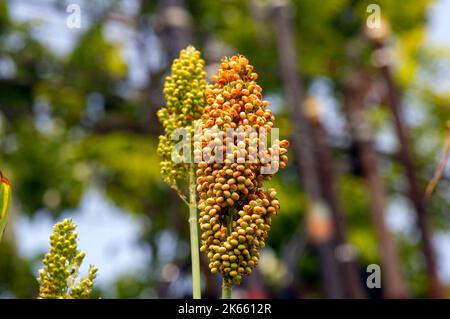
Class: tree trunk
272,1,344,298
305,97,367,298
157,0,192,61
369,38,445,298
343,72,409,298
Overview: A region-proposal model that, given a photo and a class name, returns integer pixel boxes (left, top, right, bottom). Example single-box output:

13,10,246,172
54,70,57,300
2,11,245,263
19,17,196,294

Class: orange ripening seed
195,54,290,286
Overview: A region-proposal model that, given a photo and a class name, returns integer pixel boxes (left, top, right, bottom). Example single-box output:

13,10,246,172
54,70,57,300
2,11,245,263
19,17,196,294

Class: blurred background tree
0,0,449,298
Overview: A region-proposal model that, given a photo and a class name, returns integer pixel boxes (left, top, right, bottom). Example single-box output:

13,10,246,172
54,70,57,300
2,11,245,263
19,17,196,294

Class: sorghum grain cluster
157,46,207,188
195,55,289,286
37,219,98,299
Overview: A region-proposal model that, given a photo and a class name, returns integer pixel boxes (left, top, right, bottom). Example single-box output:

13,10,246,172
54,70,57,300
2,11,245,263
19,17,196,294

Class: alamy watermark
66,4,81,29
366,264,381,289
366,4,381,29
169,121,286,175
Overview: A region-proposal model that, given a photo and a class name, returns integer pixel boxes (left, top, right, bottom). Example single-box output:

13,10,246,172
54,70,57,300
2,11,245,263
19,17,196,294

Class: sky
6,0,450,294
427,0,450,46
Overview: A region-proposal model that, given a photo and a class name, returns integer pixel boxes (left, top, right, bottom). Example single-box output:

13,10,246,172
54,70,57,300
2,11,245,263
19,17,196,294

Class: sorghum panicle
157,46,207,188
195,55,289,286
37,219,98,299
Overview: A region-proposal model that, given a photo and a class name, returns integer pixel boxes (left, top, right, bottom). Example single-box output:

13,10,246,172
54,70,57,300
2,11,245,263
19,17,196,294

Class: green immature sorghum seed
157,46,207,188
37,219,98,299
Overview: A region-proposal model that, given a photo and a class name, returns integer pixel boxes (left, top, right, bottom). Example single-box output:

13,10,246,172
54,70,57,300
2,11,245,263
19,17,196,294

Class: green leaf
0,172,11,242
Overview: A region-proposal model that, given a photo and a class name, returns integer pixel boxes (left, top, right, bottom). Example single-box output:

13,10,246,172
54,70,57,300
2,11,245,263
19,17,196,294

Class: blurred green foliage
0,0,449,298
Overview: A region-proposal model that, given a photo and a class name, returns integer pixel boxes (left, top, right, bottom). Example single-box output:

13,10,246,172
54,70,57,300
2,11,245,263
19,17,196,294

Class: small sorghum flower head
157,45,207,188
37,218,98,299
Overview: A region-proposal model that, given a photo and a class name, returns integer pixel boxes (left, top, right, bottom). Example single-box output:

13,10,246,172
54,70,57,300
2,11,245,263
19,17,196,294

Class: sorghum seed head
196,54,289,286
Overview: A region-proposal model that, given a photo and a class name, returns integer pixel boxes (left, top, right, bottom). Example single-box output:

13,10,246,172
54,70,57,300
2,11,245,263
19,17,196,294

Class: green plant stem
189,166,201,299
222,284,232,299
221,207,234,299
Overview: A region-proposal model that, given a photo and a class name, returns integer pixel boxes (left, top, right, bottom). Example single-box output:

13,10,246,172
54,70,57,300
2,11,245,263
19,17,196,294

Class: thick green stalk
189,166,201,299
221,207,234,299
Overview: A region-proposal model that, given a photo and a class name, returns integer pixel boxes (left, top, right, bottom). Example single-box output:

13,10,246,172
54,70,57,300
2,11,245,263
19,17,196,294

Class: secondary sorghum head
37,219,98,299
157,45,207,188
